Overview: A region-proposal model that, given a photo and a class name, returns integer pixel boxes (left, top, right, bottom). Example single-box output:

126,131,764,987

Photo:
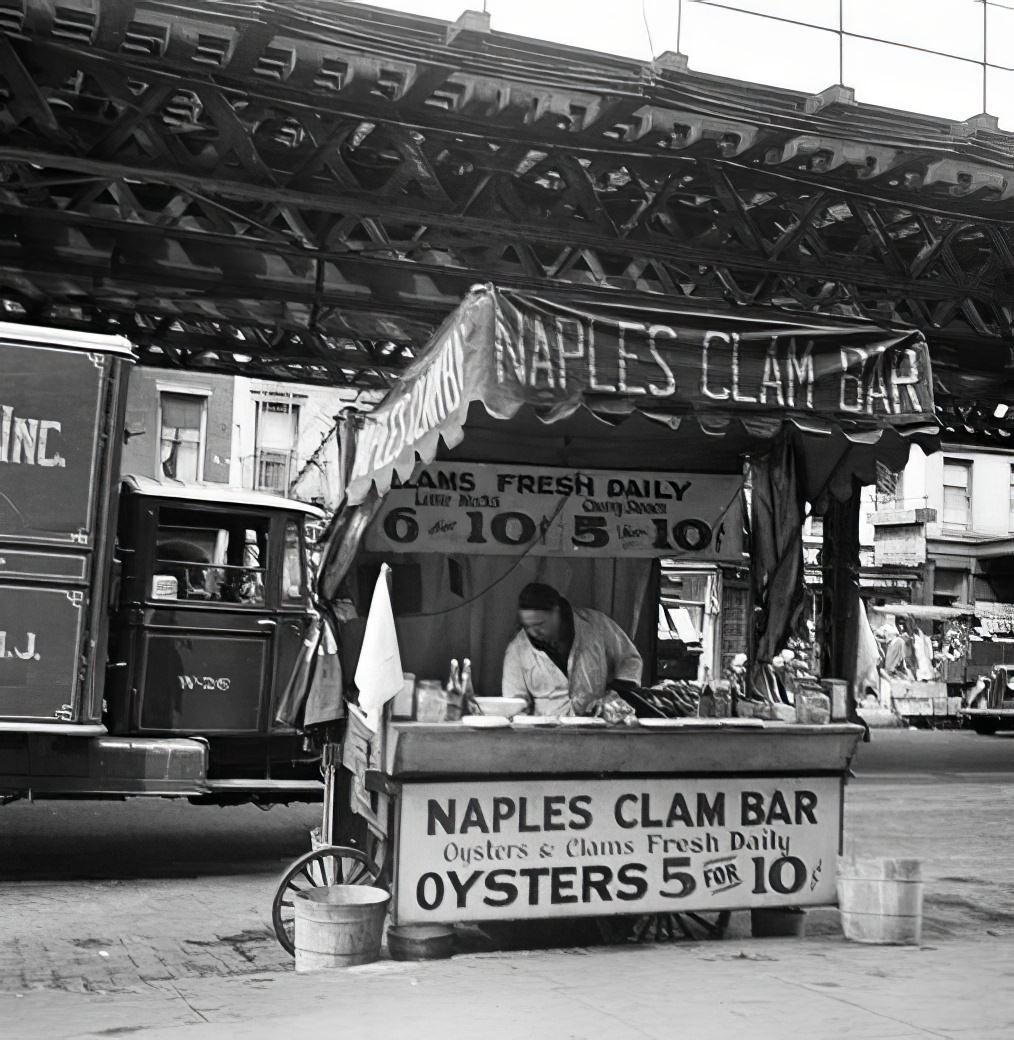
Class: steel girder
0,0,1013,415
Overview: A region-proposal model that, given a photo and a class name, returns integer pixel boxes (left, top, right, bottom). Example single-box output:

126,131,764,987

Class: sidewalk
4,776,1011,1040
6,917,1012,1040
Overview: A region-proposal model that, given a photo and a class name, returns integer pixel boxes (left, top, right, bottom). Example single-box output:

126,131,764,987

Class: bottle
461,658,475,699
445,658,463,721
461,658,481,716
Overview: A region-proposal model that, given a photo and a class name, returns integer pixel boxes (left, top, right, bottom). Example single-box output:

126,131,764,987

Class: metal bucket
838,858,923,945
293,885,390,971
386,924,455,961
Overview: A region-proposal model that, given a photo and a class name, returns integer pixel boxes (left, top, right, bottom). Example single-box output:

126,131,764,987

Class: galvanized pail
293,885,390,971
838,858,923,945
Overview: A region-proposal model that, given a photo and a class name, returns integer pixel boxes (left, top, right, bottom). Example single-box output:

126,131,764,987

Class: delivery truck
0,322,323,804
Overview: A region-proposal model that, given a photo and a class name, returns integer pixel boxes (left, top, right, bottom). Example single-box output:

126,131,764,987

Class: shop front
274,284,938,952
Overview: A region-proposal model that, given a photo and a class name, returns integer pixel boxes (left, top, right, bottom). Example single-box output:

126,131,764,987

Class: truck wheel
271,845,382,956
971,719,1000,736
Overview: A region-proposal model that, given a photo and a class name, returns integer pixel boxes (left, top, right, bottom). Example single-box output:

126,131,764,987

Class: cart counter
384,722,863,927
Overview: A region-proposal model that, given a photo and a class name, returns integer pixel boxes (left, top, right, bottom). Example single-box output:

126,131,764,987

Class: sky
358,0,1014,130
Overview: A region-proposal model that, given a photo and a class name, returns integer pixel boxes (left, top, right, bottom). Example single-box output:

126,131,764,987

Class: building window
159,392,206,482
254,399,299,493
933,567,966,607
1009,467,1014,532
942,459,972,529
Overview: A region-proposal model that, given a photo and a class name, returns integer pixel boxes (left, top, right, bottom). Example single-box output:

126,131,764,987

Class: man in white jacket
502,582,643,717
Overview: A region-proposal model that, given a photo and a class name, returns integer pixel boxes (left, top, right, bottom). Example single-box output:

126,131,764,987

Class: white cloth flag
354,563,404,719
854,599,882,707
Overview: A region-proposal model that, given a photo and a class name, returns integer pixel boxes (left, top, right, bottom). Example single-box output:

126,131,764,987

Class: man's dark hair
518,582,562,611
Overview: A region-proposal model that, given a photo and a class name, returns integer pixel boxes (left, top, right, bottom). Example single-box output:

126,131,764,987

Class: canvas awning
345,285,937,505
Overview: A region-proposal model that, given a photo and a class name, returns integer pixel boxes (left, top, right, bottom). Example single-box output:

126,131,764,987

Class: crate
891,679,949,717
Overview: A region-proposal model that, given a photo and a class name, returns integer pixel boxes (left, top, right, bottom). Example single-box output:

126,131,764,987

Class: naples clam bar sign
346,287,935,504
394,776,842,925
366,463,744,561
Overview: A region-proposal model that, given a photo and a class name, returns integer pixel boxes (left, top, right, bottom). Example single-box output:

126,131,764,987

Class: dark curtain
750,433,807,668
275,493,382,729
340,553,655,700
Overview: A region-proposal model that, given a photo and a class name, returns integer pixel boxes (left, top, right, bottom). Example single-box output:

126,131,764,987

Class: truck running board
205,778,324,791
0,734,209,797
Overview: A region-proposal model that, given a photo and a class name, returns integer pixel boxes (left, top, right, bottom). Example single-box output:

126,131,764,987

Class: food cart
952,604,1014,734
867,603,971,724
272,285,938,955
863,602,1014,726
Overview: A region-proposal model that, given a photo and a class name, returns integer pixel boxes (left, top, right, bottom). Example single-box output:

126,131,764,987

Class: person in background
884,619,915,679
502,582,643,717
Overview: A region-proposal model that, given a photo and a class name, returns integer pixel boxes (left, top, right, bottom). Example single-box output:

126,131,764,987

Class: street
0,794,320,883
3,728,1010,877
1,728,1011,1008
852,727,1014,776
847,729,1014,942
0,797,320,997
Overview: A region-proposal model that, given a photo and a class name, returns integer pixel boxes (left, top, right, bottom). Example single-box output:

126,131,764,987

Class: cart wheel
597,911,731,945
271,845,382,956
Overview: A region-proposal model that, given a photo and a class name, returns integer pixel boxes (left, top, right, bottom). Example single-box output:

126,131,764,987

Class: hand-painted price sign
365,463,744,560
393,776,841,925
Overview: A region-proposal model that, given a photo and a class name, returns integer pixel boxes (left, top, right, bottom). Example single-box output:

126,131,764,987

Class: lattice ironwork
1,0,1013,419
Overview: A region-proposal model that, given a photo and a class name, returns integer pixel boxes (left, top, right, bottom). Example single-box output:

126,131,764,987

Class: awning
346,286,937,505
870,603,970,620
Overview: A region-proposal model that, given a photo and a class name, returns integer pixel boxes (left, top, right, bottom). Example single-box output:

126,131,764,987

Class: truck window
152,507,269,606
282,519,305,603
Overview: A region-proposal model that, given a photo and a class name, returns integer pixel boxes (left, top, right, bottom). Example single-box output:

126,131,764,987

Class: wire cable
642,0,657,60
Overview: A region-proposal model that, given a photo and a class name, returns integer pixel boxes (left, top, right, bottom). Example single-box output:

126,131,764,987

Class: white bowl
472,696,528,719
461,716,511,728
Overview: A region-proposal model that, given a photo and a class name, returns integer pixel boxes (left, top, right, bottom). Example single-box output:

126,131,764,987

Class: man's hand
595,691,637,725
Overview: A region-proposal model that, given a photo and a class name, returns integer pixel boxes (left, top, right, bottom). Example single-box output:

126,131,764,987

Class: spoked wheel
271,845,382,956
597,910,731,945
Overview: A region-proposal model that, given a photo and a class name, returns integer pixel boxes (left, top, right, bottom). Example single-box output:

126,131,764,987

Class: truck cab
104,477,325,799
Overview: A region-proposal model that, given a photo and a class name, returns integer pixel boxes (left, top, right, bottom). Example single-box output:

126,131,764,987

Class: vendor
502,582,643,716
884,620,915,679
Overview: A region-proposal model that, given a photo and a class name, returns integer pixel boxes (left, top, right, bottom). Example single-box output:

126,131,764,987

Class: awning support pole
821,478,862,723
